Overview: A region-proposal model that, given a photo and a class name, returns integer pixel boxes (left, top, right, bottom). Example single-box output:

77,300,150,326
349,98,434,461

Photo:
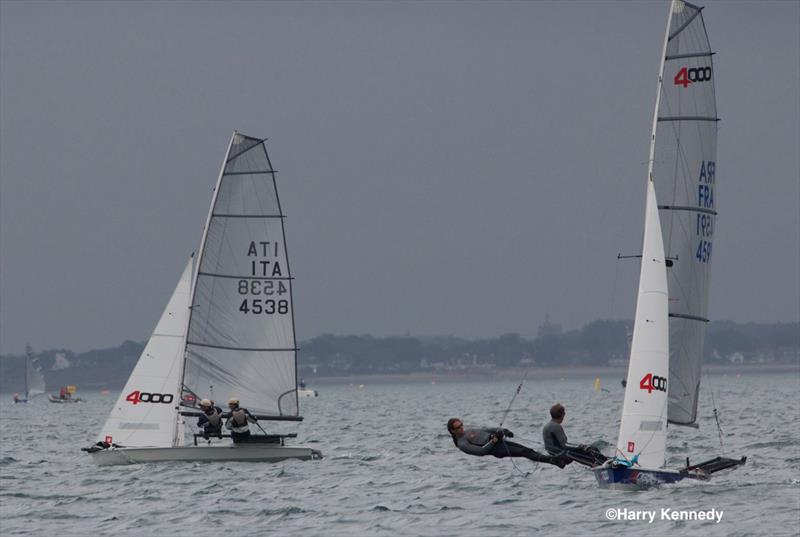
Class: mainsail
96,259,193,448
25,344,46,399
181,133,300,417
651,0,718,426
616,180,670,469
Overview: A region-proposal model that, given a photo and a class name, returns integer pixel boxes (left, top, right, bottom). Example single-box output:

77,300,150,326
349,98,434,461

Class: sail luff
613,1,679,470
646,0,677,185
178,132,237,399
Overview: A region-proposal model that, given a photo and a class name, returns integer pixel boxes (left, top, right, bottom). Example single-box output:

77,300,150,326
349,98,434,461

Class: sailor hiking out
447,418,566,468
226,398,257,443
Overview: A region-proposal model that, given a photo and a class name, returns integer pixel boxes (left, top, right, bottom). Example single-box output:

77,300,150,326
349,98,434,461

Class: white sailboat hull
297,388,318,397
90,444,323,466
49,395,84,403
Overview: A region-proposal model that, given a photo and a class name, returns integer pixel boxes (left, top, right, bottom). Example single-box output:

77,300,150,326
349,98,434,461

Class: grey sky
1,1,798,354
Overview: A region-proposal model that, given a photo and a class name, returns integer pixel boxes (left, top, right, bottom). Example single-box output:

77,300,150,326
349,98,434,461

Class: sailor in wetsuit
197,398,223,439
447,418,566,468
542,403,608,467
225,398,257,443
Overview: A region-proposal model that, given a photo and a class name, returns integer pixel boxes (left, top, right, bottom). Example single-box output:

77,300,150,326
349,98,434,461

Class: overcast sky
1,1,798,354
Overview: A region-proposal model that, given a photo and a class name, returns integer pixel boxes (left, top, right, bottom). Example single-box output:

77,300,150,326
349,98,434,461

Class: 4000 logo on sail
674,66,712,88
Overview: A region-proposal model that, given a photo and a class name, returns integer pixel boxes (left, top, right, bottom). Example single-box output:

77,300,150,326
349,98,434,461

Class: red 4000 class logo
639,373,667,393
674,66,712,88
125,390,174,405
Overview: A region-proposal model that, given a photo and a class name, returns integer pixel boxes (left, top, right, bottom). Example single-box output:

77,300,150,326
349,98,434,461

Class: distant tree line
1,321,797,390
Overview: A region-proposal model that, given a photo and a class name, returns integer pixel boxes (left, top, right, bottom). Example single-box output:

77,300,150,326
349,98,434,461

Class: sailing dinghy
592,0,744,489
85,132,322,465
12,345,46,404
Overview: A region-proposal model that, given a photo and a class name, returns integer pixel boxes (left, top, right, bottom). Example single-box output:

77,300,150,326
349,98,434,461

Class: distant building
537,314,562,338
728,352,744,364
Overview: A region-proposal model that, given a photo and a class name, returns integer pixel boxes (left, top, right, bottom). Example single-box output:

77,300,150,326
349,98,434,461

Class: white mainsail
652,0,718,426
181,133,300,417
616,180,670,469
96,258,193,448
25,344,46,399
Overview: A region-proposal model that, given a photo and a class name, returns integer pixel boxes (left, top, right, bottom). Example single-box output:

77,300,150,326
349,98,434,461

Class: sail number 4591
640,373,667,393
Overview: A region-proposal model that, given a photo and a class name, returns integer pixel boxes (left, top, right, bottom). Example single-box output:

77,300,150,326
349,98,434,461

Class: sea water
1,372,798,536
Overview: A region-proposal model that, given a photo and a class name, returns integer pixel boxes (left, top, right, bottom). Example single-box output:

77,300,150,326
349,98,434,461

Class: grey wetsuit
542,419,568,455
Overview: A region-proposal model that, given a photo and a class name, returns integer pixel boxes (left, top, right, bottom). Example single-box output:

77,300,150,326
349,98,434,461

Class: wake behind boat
84,132,321,465
592,0,744,489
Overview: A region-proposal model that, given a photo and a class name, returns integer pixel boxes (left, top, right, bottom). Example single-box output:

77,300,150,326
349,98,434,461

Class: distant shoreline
304,363,800,385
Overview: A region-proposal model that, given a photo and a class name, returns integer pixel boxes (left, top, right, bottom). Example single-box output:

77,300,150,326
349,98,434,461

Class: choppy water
1,371,799,536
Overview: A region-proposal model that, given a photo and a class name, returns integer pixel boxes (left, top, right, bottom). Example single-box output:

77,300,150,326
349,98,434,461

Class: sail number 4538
639,373,667,393
239,299,289,315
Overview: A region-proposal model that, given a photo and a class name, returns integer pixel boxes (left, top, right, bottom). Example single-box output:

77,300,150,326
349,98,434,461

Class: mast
177,132,237,405
613,0,680,470
24,344,31,400
646,1,675,186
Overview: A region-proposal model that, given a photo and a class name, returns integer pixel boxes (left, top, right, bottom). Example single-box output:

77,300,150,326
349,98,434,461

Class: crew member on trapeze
446,417,567,468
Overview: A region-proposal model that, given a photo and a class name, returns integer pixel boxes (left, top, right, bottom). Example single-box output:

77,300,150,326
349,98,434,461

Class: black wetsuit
454,428,561,466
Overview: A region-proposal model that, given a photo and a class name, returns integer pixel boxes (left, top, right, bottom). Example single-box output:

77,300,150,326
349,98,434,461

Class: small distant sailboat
297,379,318,398
593,378,609,393
12,345,46,404
49,384,84,403
592,0,744,489
84,132,321,465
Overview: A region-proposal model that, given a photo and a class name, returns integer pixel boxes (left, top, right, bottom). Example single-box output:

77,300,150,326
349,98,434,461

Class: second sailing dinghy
85,132,322,465
592,0,744,489
12,345,46,404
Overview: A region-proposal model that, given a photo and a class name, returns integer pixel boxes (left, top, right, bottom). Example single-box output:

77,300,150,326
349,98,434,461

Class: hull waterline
593,466,707,490
89,444,323,466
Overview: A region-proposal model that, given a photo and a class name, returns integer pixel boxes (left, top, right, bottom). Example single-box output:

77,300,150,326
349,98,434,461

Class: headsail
25,344,46,399
616,180,670,469
181,132,300,418
96,258,193,448
651,0,718,426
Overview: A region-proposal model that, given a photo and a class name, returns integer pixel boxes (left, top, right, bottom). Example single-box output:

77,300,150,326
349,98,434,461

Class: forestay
651,0,718,426
616,181,670,469
96,259,193,448
181,133,299,417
